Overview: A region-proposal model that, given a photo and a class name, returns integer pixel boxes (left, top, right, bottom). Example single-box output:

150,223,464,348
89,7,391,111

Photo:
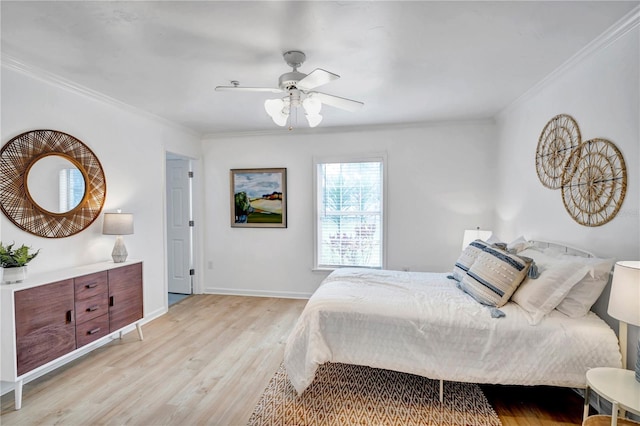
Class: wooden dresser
1,260,143,410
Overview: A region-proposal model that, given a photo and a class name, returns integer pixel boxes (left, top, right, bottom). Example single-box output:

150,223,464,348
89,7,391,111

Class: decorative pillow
554,256,615,318
451,240,491,282
486,234,502,245
512,262,590,325
458,246,532,307
507,235,532,253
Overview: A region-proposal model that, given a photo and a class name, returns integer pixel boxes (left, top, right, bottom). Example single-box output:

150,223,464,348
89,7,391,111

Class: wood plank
1,295,585,425
108,263,143,332
14,280,76,376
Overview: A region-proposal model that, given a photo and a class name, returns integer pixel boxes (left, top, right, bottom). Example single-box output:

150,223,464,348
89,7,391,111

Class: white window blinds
316,158,384,269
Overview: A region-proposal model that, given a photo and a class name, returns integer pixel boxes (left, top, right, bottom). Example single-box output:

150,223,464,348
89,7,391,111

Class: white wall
202,122,497,297
495,20,639,366
1,65,202,321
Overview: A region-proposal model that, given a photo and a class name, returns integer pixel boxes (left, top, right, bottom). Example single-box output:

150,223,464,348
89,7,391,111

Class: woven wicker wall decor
561,138,627,227
0,130,106,238
536,115,627,227
535,114,582,189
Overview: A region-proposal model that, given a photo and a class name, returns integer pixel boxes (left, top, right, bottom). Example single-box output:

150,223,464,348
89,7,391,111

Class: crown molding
201,117,496,140
497,5,640,120
1,54,200,138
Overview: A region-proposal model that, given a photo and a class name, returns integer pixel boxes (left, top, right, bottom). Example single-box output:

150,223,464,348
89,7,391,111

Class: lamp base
112,236,128,263
636,338,640,383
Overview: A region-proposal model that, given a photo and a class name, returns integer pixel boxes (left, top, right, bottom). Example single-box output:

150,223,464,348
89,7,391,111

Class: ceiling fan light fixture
264,98,289,126
305,113,323,128
302,95,322,115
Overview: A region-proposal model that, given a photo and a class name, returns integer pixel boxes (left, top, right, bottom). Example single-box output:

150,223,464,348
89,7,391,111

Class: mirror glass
26,155,86,213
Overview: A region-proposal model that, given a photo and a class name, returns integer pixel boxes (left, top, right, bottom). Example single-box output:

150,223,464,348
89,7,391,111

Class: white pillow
554,256,615,318
507,235,532,253
512,262,590,325
486,233,502,245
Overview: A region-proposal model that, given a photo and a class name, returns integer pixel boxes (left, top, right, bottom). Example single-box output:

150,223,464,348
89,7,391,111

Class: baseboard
204,287,312,299
144,306,167,323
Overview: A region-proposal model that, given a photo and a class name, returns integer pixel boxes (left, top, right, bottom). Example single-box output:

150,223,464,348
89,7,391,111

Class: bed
284,240,622,397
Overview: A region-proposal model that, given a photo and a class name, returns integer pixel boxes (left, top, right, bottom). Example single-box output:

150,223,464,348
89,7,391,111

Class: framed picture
230,168,287,228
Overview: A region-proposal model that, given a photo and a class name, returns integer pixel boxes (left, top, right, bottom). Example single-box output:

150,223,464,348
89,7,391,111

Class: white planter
2,266,27,284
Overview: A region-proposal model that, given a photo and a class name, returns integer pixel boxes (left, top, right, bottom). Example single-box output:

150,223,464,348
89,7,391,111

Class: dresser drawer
75,294,109,324
76,314,109,347
74,272,108,301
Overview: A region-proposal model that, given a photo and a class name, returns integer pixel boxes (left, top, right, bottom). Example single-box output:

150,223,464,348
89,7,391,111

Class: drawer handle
109,296,114,307
85,282,98,289
66,310,73,323
87,305,99,312
88,327,101,335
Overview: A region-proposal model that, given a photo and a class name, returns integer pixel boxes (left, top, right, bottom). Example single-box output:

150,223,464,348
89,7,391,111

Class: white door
166,158,192,294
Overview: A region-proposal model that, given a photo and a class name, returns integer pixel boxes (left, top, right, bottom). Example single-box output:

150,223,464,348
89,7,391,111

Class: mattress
284,268,622,394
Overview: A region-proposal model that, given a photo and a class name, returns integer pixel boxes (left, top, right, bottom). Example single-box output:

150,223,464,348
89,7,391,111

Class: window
59,168,84,212
314,156,385,269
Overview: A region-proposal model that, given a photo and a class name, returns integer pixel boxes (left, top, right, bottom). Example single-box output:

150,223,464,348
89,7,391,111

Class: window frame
313,153,387,271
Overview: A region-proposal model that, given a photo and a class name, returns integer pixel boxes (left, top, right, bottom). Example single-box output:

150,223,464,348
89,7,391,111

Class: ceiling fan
215,51,364,129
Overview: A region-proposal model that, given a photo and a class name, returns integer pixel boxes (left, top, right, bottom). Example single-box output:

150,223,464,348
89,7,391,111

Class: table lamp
607,261,640,382
461,227,492,250
102,211,134,263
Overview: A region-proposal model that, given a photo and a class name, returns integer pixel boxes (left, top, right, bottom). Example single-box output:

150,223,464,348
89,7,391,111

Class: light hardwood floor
1,295,585,425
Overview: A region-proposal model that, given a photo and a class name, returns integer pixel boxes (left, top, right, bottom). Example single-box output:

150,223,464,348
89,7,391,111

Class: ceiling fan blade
312,92,364,112
297,69,339,91
215,86,283,93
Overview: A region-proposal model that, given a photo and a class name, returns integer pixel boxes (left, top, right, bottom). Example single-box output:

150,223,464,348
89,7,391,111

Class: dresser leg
15,379,23,410
136,322,144,341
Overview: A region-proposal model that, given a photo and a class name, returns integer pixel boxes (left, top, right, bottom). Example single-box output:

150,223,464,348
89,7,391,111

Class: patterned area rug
248,362,502,425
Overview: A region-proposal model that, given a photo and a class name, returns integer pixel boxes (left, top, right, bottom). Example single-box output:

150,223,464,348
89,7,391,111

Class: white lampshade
102,212,134,263
102,212,134,236
608,261,640,326
302,95,322,115
305,113,323,128
264,98,289,127
462,228,492,250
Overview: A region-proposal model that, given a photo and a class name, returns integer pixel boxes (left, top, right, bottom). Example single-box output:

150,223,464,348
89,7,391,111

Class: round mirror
26,154,86,214
0,130,106,238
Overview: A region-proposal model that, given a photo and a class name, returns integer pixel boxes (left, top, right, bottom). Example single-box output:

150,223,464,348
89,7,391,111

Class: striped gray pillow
459,246,532,307
451,240,491,281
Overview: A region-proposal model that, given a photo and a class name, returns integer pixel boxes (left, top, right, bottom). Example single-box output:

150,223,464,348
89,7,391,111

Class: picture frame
230,168,287,228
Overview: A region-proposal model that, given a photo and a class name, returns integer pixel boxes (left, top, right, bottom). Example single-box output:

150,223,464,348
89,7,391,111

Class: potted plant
0,242,40,284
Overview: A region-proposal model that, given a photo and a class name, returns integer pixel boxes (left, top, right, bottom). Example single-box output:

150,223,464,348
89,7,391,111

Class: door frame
164,151,202,304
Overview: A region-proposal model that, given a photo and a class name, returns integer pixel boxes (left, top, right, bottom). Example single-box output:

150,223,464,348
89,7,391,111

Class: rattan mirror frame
0,130,106,238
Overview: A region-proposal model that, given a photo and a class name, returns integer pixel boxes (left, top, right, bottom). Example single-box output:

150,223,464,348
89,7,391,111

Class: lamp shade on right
607,261,640,326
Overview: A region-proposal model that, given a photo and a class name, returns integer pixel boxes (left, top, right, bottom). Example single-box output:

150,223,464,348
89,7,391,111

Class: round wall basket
0,130,107,238
561,138,627,227
535,114,582,189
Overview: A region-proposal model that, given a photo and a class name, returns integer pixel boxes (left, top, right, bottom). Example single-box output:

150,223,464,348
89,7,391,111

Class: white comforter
284,268,621,394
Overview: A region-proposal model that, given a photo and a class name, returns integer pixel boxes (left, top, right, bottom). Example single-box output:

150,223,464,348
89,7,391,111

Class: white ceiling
1,1,637,135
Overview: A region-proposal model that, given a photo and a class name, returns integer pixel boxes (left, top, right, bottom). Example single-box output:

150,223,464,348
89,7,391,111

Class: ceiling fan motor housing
279,71,306,90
